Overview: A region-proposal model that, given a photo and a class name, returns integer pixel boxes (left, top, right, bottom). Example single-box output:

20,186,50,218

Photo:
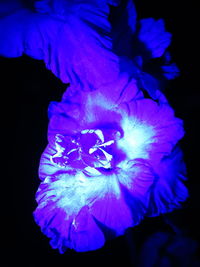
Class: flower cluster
0,0,188,255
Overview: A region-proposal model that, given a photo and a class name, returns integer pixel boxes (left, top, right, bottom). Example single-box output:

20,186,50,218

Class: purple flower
34,90,188,252
0,0,188,255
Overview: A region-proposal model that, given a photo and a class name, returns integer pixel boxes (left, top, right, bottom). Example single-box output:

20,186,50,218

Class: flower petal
139,18,172,58
146,146,188,216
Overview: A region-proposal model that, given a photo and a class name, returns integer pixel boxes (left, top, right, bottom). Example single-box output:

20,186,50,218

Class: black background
1,0,199,266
